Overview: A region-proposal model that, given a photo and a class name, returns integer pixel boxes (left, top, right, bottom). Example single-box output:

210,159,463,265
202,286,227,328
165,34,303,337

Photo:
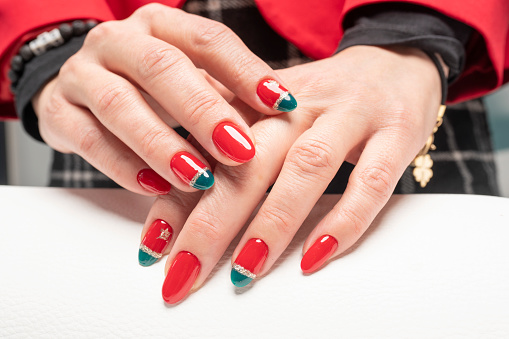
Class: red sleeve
0,0,117,118
257,0,509,103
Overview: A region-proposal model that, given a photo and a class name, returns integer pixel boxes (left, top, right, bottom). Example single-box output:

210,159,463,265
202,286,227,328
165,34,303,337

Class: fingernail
170,151,214,190
257,79,297,112
137,169,171,195
231,238,268,287
212,122,255,163
301,235,338,274
139,219,173,267
162,251,201,304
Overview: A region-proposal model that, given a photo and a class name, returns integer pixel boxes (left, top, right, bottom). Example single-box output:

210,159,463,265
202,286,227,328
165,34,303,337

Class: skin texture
31,4,291,195
140,45,442,302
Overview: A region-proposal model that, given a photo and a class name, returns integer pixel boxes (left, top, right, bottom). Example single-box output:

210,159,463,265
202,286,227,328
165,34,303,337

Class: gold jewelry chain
411,105,446,188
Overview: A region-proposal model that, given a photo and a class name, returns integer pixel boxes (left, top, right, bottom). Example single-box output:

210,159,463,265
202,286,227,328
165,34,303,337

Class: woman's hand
32,3,296,195
139,45,442,304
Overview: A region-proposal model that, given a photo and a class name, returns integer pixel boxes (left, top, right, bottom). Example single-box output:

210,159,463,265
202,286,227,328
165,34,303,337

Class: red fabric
1,0,508,119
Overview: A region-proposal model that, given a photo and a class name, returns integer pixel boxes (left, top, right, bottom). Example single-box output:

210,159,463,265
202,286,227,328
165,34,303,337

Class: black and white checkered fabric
49,0,500,196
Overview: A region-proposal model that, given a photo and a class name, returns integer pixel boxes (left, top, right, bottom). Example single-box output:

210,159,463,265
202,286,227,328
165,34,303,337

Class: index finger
134,4,298,114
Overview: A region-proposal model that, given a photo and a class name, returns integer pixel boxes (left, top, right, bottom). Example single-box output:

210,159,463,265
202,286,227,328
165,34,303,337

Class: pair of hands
33,4,442,304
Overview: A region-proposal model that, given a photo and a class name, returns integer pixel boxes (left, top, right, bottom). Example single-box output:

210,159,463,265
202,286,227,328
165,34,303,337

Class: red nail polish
257,79,297,112
170,152,214,190
139,220,173,266
231,239,268,287
137,169,171,195
212,122,255,163
162,251,201,304
301,235,338,274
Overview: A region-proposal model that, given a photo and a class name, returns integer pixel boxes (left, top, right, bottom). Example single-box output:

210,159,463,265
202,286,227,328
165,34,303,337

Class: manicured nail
170,151,214,190
162,251,201,304
137,169,171,195
301,235,338,274
231,238,268,287
212,122,255,163
257,79,297,112
139,219,173,267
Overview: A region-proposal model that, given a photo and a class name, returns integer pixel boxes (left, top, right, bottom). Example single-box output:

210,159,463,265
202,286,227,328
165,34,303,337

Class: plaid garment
49,0,500,196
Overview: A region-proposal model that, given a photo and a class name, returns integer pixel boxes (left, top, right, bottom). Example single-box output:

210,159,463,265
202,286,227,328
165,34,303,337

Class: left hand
139,45,443,304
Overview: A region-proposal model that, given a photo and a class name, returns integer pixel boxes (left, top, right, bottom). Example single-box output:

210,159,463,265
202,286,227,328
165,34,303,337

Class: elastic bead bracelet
8,20,98,93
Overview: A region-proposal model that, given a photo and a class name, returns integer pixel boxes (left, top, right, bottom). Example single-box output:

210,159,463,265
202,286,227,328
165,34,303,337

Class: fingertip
138,249,158,267
300,235,338,274
170,151,215,190
256,79,297,113
230,268,253,287
162,251,201,304
192,169,215,190
276,92,297,112
212,121,255,163
139,219,173,266
137,168,172,195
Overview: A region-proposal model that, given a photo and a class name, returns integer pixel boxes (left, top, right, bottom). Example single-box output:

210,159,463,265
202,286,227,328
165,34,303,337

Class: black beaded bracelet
8,20,98,94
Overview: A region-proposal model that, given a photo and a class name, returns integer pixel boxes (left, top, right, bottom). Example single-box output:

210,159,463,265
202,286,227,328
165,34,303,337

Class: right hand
32,3,296,195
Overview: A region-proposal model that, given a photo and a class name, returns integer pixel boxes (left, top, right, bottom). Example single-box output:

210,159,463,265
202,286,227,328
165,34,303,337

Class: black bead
8,69,19,83
59,23,73,41
19,45,34,62
85,20,98,31
10,55,24,72
72,20,87,36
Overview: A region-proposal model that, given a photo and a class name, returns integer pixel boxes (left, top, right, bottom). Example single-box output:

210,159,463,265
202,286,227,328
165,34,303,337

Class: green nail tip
277,93,297,112
231,268,253,287
192,169,214,190
138,249,158,267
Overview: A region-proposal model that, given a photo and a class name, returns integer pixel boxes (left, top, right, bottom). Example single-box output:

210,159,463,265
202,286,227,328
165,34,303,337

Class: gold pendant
411,105,446,188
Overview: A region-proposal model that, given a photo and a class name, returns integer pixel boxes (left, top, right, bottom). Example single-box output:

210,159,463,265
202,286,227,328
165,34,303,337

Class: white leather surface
1,186,508,338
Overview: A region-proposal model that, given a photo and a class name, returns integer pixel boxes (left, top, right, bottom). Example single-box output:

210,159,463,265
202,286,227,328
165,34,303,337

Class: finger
198,69,235,103
159,116,298,304
300,133,420,273
138,188,203,266
61,60,214,192
133,4,297,114
87,25,256,165
141,69,235,128
38,97,169,195
229,115,362,286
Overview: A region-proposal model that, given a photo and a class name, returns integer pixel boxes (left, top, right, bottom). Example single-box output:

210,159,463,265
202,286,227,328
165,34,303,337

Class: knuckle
44,93,66,119
355,161,394,201
229,55,259,84
185,211,224,241
84,21,118,46
257,205,296,235
286,139,335,178
134,2,166,18
59,54,81,76
139,128,172,159
75,126,103,155
103,154,124,182
138,45,183,83
383,104,420,134
192,21,232,48
39,95,67,144
338,206,367,235
181,92,223,127
95,83,134,116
